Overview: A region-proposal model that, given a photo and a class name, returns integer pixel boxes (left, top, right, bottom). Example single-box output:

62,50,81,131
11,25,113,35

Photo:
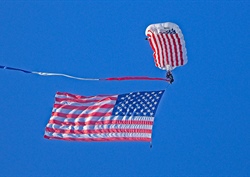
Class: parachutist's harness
166,71,174,84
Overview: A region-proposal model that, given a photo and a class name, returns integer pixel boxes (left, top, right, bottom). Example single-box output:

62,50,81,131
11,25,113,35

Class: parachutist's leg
145,38,148,40
170,74,174,84
166,71,174,84
170,77,174,84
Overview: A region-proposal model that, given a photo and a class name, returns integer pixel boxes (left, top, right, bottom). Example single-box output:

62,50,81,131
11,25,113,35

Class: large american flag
44,90,164,142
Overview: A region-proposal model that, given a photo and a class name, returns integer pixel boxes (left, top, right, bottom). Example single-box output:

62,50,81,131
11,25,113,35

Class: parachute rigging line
0,65,171,82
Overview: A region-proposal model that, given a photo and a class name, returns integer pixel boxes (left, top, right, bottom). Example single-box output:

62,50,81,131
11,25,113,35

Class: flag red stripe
51,111,112,119
165,34,174,67
157,34,165,68
149,31,161,67
176,34,184,65
165,34,171,66
57,92,92,99
153,33,163,67
56,92,110,99
55,96,117,104
49,119,153,126
147,32,158,66
53,103,114,110
44,135,151,142
45,127,152,134
160,33,169,67
171,34,179,66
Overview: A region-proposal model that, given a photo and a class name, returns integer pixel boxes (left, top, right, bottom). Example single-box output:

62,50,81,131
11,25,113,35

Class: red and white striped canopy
145,22,187,71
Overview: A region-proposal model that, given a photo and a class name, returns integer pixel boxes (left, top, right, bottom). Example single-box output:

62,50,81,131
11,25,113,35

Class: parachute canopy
145,22,187,71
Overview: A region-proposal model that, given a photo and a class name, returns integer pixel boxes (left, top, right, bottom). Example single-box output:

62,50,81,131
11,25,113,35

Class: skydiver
166,71,174,84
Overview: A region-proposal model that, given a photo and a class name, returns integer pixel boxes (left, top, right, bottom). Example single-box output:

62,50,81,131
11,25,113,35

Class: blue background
0,1,249,176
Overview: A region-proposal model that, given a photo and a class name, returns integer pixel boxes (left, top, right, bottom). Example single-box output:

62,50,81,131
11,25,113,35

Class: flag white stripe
52,107,114,114
173,34,181,66
45,131,152,139
161,34,168,68
56,93,115,100
54,100,117,107
46,123,153,131
153,33,162,68
148,31,161,67
169,34,176,67
158,33,165,67
162,34,171,67
50,115,154,123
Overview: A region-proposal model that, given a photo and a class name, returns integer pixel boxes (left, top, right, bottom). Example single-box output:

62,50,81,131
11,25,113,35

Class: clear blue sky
1,1,249,176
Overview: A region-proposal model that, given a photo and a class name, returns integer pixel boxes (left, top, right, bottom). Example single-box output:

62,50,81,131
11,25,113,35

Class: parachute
145,22,187,72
